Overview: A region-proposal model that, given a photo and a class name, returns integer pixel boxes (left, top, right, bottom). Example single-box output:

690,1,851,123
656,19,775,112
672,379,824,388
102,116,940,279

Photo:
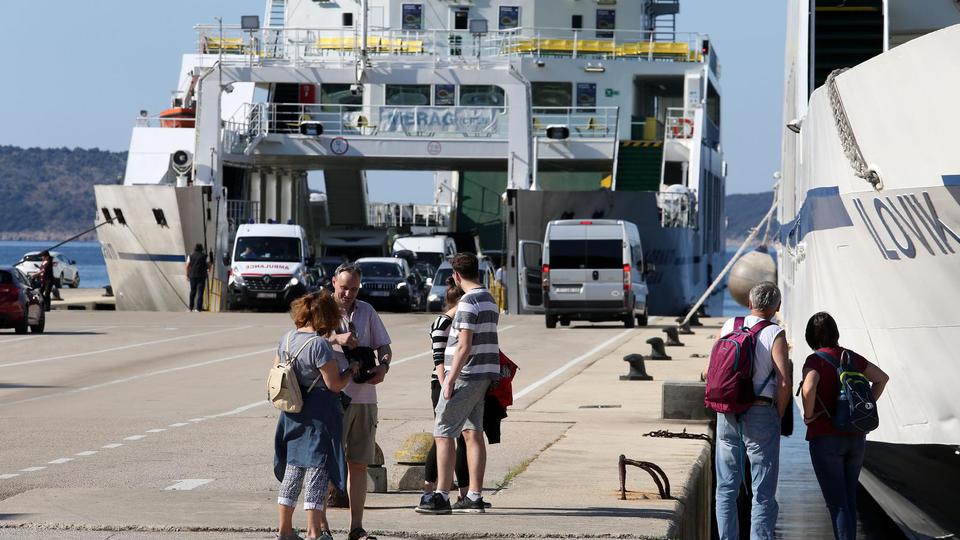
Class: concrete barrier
662,381,715,421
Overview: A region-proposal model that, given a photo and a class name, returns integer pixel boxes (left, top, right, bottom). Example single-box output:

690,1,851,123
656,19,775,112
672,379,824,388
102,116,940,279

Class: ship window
342,12,354,27
532,82,573,112
498,6,519,30
320,84,362,111
152,208,168,227
707,82,720,127
112,208,127,225
385,85,431,106
459,85,505,107
571,15,583,30
101,207,113,223
454,8,469,30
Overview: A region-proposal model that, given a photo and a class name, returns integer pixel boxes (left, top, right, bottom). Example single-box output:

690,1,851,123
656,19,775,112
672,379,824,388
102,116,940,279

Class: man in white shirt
714,281,790,540
327,263,392,540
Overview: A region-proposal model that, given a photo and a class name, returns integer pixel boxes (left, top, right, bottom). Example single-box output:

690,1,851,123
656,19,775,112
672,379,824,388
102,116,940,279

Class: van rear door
583,225,626,305
547,225,589,304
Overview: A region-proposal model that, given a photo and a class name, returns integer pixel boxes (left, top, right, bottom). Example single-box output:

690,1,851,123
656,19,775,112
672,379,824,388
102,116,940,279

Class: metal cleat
646,337,672,360
662,326,684,346
620,354,653,381
677,321,695,335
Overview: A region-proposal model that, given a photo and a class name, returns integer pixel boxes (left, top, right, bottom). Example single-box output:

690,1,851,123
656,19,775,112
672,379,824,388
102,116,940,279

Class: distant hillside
0,146,126,240
725,191,779,247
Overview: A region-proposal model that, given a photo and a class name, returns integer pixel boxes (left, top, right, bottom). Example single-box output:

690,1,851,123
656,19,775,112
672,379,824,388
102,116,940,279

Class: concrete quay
0,310,721,539
49,287,116,311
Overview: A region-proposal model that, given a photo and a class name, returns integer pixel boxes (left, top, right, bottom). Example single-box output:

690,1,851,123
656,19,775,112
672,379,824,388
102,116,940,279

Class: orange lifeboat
158,107,196,128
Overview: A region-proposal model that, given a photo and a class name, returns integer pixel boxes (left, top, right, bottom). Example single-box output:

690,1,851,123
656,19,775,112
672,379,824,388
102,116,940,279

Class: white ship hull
780,22,960,536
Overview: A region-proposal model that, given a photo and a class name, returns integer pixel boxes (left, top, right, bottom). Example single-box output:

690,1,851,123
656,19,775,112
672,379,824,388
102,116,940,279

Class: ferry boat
95,0,726,318
779,1,960,536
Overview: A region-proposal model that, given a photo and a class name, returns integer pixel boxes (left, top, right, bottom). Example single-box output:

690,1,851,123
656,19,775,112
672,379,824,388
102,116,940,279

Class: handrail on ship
217,103,619,143
193,24,707,66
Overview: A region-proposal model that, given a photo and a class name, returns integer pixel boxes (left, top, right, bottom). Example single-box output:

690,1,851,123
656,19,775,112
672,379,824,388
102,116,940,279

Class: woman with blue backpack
800,311,889,540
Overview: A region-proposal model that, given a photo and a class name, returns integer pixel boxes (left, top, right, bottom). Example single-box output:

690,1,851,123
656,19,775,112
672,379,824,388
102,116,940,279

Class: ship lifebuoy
671,118,693,139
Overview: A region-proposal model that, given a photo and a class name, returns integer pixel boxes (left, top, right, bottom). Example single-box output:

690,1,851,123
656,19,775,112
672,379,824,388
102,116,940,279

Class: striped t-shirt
444,287,500,381
429,314,453,381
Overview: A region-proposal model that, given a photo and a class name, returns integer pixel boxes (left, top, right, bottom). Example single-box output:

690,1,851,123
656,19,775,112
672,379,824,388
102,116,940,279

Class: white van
391,235,457,270
227,223,312,309
542,219,651,328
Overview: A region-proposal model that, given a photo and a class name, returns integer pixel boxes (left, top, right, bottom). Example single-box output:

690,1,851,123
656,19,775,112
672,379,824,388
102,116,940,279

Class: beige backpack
267,331,322,413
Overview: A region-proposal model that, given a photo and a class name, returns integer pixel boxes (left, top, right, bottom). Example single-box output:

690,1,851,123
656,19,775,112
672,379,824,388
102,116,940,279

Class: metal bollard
646,337,672,360
662,326,684,346
689,312,703,326
620,354,652,381
676,320,695,335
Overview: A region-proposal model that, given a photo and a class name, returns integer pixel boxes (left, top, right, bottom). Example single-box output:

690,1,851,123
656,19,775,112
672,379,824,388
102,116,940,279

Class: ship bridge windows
532,82,573,112
320,84,362,111
386,85,431,106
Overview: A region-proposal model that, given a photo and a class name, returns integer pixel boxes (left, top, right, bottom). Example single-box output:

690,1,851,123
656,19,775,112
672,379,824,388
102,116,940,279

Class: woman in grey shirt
274,291,358,540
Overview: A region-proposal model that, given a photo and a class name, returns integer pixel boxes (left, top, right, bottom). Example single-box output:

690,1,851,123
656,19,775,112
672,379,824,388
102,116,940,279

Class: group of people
272,252,500,540
713,281,889,540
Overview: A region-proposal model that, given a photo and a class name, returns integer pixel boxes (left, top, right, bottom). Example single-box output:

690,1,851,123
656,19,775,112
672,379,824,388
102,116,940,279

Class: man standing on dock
417,252,500,515
712,281,790,539
185,244,208,312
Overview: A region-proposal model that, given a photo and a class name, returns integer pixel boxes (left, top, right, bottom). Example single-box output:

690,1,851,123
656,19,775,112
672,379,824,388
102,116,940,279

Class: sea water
0,240,109,288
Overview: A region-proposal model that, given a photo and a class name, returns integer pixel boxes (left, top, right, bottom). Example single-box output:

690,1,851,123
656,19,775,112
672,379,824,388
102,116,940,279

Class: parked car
311,256,349,292
355,257,426,312
541,219,652,328
16,251,80,288
426,258,503,312
0,267,45,334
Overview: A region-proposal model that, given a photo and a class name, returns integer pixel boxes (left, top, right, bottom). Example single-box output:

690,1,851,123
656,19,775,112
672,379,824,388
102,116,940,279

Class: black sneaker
415,492,452,514
451,495,486,513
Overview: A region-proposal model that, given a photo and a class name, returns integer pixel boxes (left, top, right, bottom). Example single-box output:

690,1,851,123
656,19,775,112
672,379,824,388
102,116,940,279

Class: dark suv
0,267,45,334
355,257,425,312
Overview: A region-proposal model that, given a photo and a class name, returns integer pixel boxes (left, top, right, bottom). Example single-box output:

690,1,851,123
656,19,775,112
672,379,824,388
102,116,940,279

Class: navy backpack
815,349,879,433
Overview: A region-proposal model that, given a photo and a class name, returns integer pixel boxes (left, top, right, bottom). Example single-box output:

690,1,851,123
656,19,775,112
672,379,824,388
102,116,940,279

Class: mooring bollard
646,337,672,360
390,432,434,491
620,354,653,381
662,326,684,347
676,320,695,335
367,443,387,493
689,312,703,326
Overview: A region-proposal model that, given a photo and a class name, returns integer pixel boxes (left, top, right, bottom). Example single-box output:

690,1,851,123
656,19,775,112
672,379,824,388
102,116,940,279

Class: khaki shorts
343,403,378,464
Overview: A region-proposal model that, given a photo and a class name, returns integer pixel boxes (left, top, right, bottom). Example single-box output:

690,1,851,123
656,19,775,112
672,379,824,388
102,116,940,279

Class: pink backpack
704,317,773,414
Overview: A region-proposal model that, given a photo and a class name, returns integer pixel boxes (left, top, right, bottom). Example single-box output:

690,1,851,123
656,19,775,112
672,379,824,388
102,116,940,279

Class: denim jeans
809,435,865,540
715,404,781,540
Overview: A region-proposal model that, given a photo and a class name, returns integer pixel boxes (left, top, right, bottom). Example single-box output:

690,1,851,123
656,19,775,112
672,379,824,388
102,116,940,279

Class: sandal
348,527,377,540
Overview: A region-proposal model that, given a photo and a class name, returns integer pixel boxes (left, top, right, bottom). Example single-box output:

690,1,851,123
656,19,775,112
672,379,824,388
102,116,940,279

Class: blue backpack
814,350,879,433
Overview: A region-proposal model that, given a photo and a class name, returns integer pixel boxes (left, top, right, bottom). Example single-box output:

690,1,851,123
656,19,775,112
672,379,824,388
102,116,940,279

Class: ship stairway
615,141,664,191
645,0,680,41
323,168,368,227
264,0,286,57
811,0,883,91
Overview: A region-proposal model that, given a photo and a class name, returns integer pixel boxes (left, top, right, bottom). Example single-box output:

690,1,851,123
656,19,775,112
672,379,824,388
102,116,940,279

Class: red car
0,266,45,334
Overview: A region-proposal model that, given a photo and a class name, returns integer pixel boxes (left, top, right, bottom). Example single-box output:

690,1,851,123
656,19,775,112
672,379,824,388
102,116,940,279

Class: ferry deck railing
664,107,696,140
222,103,619,145
194,25,706,66
368,203,452,229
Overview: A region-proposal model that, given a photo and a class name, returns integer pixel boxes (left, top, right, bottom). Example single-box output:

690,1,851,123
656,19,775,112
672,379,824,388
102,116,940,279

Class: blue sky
0,0,784,199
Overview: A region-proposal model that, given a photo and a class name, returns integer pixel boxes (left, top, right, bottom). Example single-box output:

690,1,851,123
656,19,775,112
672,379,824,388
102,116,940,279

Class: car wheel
545,314,557,329
637,311,648,327
70,273,80,288
15,308,28,334
30,310,45,333
623,313,636,328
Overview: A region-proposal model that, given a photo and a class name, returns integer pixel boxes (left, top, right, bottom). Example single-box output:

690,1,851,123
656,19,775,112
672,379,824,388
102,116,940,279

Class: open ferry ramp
0,310,724,539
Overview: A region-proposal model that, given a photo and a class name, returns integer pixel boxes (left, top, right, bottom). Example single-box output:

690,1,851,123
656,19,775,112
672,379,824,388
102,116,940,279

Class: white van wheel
545,314,558,329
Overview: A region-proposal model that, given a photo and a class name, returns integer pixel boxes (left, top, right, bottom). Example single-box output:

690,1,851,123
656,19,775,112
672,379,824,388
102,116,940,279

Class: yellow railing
314,36,423,54
508,38,697,60
204,277,225,313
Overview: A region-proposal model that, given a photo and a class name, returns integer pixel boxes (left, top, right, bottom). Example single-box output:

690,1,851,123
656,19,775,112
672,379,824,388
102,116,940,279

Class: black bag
815,350,879,433
344,346,377,384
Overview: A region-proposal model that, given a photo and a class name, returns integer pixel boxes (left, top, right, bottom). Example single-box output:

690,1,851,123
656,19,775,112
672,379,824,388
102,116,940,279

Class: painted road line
188,418,206,423
513,328,636,401
0,347,276,408
164,479,213,491
123,435,146,441
0,326,252,369
168,423,190,427
101,443,124,449
389,325,516,367
0,474,19,480
48,458,74,464
205,400,268,418
20,467,45,472
145,429,166,433
75,451,97,457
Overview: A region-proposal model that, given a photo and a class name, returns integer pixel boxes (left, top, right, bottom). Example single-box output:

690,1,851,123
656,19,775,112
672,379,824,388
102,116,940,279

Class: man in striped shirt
416,253,500,515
